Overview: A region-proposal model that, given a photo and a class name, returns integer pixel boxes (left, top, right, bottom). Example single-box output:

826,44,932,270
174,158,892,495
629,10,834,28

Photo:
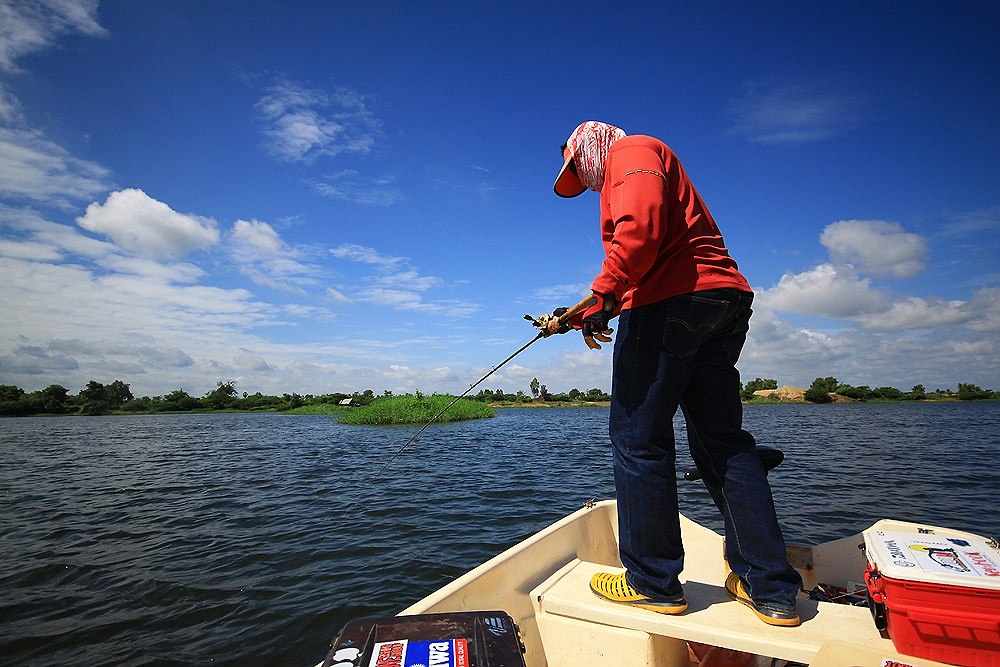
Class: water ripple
1,404,997,665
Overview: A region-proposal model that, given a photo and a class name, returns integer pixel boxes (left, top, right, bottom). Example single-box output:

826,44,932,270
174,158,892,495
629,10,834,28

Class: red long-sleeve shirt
590,135,751,311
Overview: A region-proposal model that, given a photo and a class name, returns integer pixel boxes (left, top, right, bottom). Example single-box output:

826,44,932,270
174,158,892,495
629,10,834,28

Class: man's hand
544,307,572,336
581,292,616,349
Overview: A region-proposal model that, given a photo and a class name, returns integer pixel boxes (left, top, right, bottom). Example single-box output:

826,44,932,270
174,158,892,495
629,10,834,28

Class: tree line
0,378,613,417
0,380,360,417
472,379,611,405
1,375,994,418
742,377,997,403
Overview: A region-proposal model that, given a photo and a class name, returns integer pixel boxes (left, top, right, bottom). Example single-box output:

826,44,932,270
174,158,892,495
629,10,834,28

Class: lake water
1,403,997,666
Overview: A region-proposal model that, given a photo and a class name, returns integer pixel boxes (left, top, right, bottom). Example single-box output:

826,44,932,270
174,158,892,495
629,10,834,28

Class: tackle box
322,611,527,667
863,519,1000,666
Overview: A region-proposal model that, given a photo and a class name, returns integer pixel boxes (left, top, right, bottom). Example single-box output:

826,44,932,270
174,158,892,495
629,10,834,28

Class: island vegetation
337,391,494,425
742,377,997,403
0,375,995,418
0,378,610,418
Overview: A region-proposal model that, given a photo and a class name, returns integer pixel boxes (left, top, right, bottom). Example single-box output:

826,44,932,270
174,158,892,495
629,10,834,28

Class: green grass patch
337,394,495,425
283,403,350,415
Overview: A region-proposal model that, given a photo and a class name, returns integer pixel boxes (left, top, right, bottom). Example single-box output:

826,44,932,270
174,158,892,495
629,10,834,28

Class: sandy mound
753,386,807,402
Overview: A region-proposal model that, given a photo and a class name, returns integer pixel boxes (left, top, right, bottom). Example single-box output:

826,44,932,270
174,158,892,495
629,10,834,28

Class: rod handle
556,294,598,326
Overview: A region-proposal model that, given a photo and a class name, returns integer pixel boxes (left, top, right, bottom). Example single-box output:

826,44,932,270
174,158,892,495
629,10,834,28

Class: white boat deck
392,501,959,667
532,558,894,665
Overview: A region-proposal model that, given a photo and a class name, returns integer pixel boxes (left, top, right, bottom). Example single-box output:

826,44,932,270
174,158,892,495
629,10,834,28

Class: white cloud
0,2,111,224
0,127,111,206
26,215,112,257
0,20,481,396
964,287,1000,333
328,242,479,317
0,238,62,261
740,308,999,391
8,339,198,377
234,352,274,372
760,257,981,333
820,220,927,278
0,204,205,283
133,345,195,368
940,206,1000,238
855,295,969,331
77,189,220,259
762,263,888,317
527,283,592,304
310,170,403,206
99,255,205,283
239,268,306,295
758,219,993,337
232,219,282,255
0,0,107,72
325,287,352,304
740,296,958,390
373,269,442,292
493,345,613,395
739,214,1000,389
0,253,282,389
0,343,79,374
730,81,862,144
228,218,322,293
0,82,22,123
736,296,852,379
255,78,381,163
329,243,403,268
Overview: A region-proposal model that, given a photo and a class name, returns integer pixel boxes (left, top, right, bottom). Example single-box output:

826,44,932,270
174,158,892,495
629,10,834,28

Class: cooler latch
864,564,888,632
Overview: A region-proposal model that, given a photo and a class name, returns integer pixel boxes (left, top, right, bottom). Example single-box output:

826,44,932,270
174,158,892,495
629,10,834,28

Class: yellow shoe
589,572,688,614
724,572,800,627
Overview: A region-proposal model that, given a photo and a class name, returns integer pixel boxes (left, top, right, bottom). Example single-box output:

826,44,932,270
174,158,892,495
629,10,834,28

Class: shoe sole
729,592,801,626
725,575,800,627
590,581,688,615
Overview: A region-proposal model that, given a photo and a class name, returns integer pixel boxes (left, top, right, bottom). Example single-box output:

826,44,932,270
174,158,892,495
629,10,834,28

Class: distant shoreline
6,396,998,419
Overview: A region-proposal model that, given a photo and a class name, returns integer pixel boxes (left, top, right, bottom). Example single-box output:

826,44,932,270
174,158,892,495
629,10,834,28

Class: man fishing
548,121,802,626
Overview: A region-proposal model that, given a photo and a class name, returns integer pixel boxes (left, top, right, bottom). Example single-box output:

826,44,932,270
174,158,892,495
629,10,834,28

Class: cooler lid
863,519,1000,590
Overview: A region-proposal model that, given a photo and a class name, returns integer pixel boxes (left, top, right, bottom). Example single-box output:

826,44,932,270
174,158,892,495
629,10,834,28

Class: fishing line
343,294,596,509
371,333,542,480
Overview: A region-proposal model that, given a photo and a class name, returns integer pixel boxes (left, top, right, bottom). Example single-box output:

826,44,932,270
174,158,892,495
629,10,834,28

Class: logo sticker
483,617,507,637
368,639,468,667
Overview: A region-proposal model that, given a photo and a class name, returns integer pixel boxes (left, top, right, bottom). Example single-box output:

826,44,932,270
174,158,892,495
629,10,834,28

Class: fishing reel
524,309,569,337
524,295,595,337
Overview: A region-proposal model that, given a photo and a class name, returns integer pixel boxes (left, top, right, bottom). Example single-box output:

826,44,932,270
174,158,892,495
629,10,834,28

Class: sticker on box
880,659,919,667
869,530,1000,579
368,639,469,667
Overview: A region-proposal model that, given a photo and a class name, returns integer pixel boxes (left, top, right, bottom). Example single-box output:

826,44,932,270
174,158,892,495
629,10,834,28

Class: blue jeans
610,289,801,609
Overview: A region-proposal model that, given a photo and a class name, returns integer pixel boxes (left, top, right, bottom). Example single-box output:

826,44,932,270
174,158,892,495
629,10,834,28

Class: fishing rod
367,293,596,482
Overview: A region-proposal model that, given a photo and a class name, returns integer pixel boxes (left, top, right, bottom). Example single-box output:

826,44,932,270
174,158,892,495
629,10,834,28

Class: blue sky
1,0,998,398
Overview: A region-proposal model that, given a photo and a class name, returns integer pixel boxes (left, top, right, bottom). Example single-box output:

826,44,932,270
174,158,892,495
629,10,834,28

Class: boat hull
396,500,963,667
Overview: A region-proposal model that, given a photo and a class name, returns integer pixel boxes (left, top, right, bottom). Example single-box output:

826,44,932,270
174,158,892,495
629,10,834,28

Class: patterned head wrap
554,121,627,197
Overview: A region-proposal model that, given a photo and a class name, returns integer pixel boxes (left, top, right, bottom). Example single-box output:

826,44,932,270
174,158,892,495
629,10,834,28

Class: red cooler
863,519,1000,666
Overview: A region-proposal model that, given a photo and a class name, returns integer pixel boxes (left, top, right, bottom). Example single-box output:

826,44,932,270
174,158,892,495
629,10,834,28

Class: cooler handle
904,609,1000,632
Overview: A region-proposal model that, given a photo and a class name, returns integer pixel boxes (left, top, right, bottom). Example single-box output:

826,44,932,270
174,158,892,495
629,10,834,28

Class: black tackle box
322,611,527,667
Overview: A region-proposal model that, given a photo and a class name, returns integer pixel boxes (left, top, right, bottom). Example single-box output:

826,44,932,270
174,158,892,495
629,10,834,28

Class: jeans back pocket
661,293,731,359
